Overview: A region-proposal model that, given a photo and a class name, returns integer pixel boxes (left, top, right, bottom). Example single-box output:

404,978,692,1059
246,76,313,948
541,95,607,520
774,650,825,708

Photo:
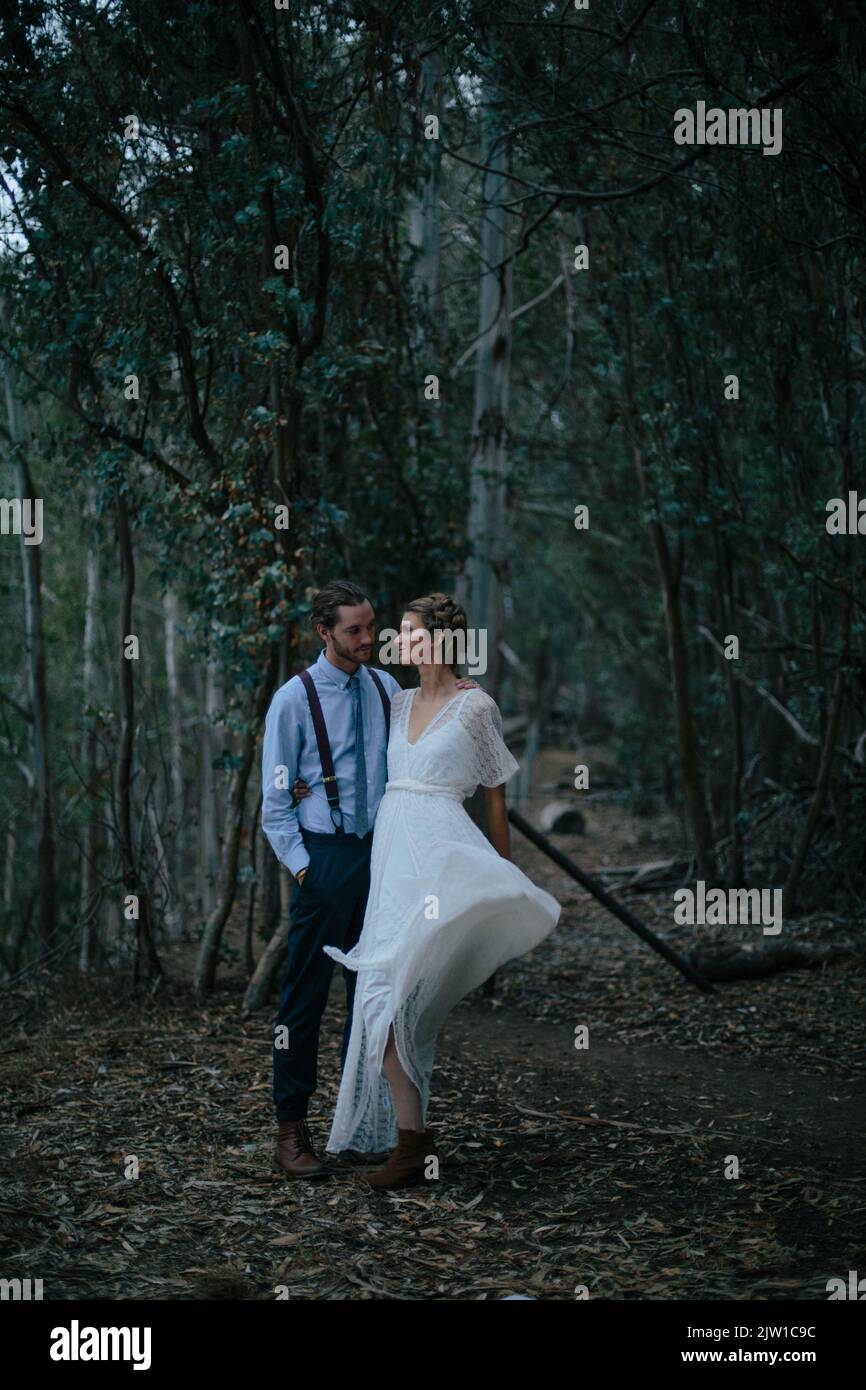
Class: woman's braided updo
403,592,469,668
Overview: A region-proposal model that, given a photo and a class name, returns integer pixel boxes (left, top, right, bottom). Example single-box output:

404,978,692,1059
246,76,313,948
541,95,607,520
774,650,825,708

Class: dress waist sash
385,778,464,800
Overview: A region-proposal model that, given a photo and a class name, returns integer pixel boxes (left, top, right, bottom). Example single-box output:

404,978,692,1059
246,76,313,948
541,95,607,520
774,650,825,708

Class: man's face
321,601,376,665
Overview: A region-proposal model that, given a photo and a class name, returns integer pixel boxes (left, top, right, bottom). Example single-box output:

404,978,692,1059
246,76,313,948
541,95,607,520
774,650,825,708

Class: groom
262,580,474,1179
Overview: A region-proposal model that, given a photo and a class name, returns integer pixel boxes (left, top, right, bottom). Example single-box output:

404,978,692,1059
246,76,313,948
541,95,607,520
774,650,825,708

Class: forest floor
2,746,865,1301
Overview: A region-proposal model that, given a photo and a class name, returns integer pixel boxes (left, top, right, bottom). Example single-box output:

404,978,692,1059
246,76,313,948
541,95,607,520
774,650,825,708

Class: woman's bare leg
382,1024,423,1131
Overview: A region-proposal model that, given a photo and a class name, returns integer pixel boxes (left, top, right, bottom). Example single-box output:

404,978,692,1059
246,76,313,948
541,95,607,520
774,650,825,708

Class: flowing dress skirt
323,781,561,1153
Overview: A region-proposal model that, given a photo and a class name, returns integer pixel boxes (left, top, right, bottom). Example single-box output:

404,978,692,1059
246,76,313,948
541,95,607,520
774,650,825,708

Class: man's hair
309,580,372,633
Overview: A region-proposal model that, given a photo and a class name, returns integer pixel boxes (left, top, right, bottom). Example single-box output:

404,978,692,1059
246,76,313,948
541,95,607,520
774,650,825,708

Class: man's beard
332,633,371,663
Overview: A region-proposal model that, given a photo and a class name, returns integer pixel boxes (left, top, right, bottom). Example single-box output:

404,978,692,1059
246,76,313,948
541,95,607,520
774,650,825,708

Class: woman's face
398,611,427,666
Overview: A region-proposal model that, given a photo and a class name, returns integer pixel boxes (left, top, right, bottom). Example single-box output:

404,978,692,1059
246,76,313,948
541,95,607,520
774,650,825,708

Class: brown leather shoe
365,1127,438,1190
273,1119,327,1180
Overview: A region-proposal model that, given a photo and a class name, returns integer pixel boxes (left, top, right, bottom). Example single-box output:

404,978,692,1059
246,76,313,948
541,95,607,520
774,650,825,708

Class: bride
321,592,561,1188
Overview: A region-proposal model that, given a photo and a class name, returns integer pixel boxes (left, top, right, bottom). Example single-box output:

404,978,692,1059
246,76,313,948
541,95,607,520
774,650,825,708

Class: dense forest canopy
0,0,863,989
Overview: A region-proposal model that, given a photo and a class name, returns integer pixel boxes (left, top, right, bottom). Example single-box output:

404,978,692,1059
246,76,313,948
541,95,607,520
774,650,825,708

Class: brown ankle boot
273,1119,327,1180
365,1127,438,1191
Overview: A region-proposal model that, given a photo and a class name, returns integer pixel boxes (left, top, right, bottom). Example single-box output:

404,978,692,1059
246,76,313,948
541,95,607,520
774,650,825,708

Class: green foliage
1,0,864,975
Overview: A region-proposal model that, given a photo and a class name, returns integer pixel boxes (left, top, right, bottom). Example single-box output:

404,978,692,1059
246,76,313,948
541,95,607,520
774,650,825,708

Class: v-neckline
404,687,465,747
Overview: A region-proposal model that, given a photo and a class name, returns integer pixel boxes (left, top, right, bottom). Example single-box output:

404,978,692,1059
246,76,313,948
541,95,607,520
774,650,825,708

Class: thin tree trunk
146,791,181,938
3,359,56,946
648,517,716,880
3,816,16,912
715,533,744,884
245,785,263,977
193,652,278,1000
785,664,846,911
261,833,282,941
243,907,287,1014
199,656,222,915
163,589,186,930
114,484,162,984
622,301,716,880
78,489,100,969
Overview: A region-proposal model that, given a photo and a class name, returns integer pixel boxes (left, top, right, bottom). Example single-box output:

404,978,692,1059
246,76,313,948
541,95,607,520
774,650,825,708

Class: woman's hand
455,677,481,690
289,778,312,809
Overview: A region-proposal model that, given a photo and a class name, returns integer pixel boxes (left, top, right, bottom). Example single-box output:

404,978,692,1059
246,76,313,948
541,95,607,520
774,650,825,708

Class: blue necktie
348,675,369,837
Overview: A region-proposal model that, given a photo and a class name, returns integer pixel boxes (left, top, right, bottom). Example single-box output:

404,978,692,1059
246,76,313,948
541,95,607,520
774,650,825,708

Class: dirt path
2,748,863,1300
442,1003,863,1171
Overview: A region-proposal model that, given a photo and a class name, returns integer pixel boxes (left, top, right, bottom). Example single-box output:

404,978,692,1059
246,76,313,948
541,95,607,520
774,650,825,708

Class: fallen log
687,941,856,982
507,807,715,994
595,858,690,890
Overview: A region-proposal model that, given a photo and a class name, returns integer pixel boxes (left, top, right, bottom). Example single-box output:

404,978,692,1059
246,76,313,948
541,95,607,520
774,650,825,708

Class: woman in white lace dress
322,592,562,1189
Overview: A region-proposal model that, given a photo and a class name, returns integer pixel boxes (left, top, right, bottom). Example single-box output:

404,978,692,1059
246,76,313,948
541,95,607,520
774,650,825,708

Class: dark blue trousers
272,828,373,1122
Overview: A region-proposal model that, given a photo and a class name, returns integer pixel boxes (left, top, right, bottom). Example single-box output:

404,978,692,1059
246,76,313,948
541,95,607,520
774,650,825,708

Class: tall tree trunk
714,530,744,884
642,497,716,880
4,817,16,914
622,303,716,880
245,785,263,977
405,44,445,503
114,484,162,984
78,488,101,969
199,656,222,915
407,46,444,356
455,86,513,703
3,356,56,946
163,589,186,932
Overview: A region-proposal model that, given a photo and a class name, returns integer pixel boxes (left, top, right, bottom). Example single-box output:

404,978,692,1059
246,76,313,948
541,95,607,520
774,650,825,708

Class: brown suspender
297,666,391,834
367,669,392,735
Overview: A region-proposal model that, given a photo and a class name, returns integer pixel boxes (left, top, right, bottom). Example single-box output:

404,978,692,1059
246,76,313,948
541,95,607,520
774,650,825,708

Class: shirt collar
316,647,361,690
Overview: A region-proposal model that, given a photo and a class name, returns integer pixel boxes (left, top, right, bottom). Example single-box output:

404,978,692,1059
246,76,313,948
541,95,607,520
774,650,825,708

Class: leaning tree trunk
454,84,513,705
114,484,162,984
193,650,278,1001
3,356,56,947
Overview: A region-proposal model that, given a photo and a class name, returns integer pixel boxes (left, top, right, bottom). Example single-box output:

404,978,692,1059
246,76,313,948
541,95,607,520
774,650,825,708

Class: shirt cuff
286,846,311,879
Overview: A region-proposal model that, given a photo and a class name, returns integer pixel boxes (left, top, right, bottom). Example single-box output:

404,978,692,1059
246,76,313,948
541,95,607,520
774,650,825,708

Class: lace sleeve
460,692,520,788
